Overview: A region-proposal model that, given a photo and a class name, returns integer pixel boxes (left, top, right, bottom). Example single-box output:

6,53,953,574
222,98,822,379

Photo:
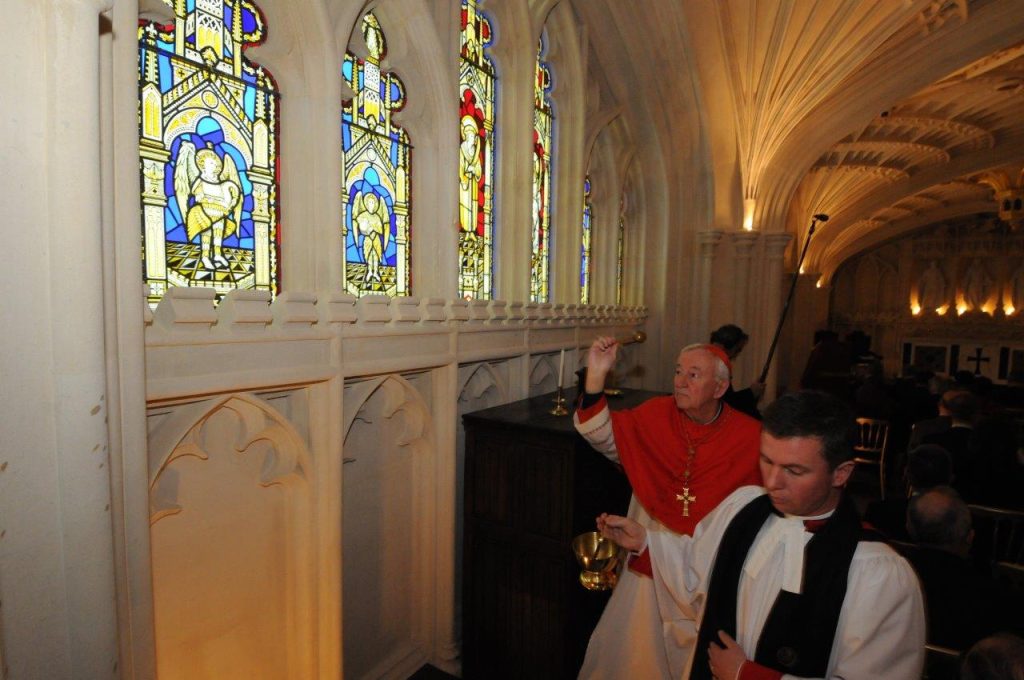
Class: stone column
695,230,724,342
727,231,760,386
0,0,119,677
730,232,760,327
761,233,793,398
110,1,159,676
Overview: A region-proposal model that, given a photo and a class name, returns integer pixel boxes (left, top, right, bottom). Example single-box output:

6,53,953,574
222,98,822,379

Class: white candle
558,348,565,389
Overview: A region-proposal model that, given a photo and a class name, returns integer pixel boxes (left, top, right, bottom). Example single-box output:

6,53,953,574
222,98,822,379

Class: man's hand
585,336,618,393
708,630,747,680
596,513,645,552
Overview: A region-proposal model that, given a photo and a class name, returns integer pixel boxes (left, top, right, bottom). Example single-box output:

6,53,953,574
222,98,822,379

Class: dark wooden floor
409,664,460,680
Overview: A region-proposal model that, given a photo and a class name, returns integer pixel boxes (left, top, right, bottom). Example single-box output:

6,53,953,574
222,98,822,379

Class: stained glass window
138,0,278,306
458,0,496,300
580,176,592,304
341,14,411,298
530,37,554,303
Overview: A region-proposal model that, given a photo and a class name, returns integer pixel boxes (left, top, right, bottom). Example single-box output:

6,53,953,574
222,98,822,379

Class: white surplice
576,406,698,680
647,486,926,680
577,501,697,680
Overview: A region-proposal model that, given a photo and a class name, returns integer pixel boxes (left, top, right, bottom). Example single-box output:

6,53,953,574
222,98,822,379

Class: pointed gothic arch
528,351,560,396
341,373,440,678
147,391,315,678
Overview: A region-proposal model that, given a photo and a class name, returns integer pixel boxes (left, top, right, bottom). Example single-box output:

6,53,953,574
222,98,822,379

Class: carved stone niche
528,352,561,397
341,373,438,680
147,391,315,679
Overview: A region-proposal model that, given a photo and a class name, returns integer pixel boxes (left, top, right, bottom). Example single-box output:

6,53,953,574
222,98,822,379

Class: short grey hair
907,486,971,549
680,343,730,383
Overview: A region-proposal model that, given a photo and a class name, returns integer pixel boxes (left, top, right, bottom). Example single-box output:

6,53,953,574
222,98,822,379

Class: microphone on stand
758,213,828,384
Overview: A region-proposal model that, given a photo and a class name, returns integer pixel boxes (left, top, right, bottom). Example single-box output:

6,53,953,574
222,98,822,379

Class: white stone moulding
143,288,647,400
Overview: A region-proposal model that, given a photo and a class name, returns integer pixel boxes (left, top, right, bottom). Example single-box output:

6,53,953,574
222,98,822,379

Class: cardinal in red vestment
574,337,761,680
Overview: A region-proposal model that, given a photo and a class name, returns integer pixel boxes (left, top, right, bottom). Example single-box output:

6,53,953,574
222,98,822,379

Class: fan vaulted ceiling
571,0,1024,281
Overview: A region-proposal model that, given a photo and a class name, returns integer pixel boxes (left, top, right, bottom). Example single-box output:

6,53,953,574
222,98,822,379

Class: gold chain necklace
675,404,723,517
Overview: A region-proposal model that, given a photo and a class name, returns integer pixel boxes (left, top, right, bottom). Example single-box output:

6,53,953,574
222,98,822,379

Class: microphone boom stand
758,214,828,384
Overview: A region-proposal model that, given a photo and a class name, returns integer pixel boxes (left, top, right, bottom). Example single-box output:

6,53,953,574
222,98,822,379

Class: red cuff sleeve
575,394,609,423
627,549,653,578
739,661,783,680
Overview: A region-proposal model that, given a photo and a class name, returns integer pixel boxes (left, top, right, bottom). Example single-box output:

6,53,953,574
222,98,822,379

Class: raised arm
584,336,619,394
573,337,622,461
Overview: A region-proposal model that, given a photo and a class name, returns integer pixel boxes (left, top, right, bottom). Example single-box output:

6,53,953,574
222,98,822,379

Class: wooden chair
968,504,1024,566
854,418,890,499
922,644,961,680
993,560,1024,599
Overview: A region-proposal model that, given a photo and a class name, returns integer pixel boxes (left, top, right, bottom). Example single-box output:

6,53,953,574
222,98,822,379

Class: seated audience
960,633,1024,680
954,370,977,389
885,368,936,488
865,444,952,540
800,330,852,399
906,487,1003,650
922,391,980,501
854,360,897,420
970,376,994,415
969,411,1024,511
895,367,938,426
907,378,956,451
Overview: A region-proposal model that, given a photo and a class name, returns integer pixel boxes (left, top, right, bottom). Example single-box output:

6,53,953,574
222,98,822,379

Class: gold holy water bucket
571,531,626,591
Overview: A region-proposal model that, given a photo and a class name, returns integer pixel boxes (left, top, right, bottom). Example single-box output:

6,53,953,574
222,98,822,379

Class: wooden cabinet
461,390,659,679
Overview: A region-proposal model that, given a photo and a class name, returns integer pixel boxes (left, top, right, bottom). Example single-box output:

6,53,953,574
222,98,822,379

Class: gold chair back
853,417,889,498
922,643,961,680
968,504,1024,566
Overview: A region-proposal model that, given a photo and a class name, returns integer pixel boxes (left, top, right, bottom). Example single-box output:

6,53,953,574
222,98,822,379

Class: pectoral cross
676,487,696,517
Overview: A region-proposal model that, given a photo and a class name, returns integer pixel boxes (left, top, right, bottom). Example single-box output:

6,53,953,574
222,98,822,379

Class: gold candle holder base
549,386,569,416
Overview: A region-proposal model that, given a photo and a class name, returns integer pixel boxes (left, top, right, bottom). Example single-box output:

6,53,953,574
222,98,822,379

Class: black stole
689,493,868,679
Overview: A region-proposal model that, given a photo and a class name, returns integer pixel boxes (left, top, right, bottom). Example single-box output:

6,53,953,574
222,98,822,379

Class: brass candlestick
549,385,569,416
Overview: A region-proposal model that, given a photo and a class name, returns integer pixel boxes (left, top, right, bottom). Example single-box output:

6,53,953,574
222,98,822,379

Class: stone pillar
730,232,760,327
728,231,760,386
695,230,724,342
0,0,119,677
761,233,793,398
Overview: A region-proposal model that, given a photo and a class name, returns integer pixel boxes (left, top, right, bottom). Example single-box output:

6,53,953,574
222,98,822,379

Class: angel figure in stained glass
175,142,242,270
353,191,390,283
